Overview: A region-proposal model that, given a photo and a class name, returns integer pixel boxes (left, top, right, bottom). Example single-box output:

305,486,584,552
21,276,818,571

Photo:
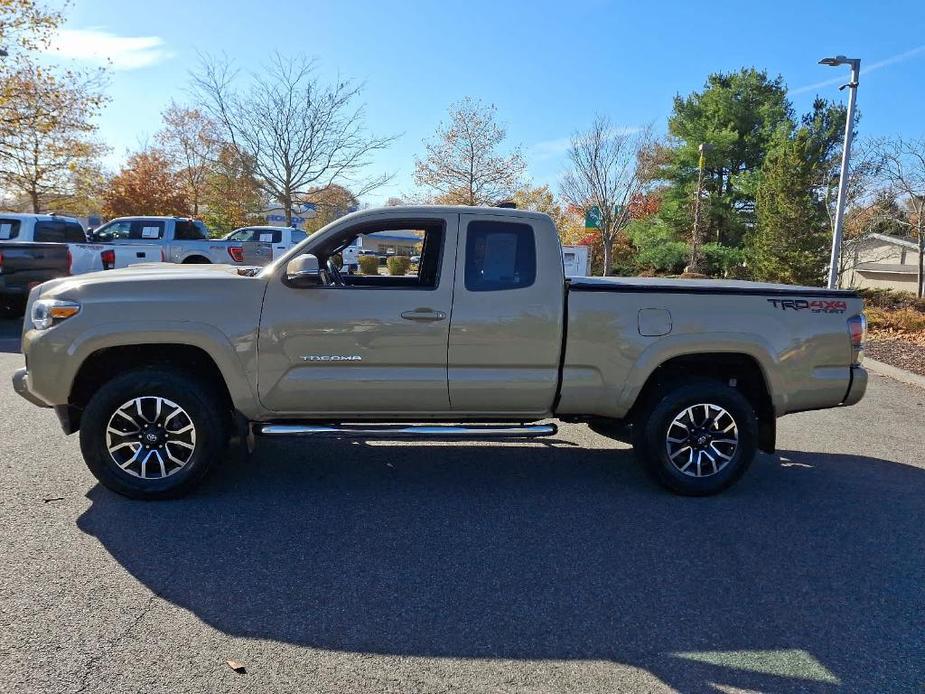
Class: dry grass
867,307,925,338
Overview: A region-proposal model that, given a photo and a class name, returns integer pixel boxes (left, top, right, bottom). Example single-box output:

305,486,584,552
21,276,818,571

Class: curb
864,358,925,390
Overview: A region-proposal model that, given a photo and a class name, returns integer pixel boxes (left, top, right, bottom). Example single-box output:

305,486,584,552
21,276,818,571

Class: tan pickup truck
12,206,868,499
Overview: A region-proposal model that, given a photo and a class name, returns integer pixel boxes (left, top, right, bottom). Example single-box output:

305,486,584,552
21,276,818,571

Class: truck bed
568,276,858,297
560,276,863,420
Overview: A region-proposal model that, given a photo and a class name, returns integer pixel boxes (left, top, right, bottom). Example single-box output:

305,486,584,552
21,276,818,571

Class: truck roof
0,212,81,223
341,205,554,222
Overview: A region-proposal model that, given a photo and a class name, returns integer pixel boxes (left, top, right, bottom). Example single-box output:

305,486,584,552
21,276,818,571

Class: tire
633,378,758,496
182,256,210,264
79,369,228,499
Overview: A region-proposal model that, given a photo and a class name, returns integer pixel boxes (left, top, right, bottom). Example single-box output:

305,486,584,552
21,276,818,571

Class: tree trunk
918,233,924,299
601,235,613,277
30,188,41,213
283,196,293,226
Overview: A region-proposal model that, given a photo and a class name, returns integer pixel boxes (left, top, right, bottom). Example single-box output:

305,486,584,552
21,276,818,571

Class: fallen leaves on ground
866,333,925,377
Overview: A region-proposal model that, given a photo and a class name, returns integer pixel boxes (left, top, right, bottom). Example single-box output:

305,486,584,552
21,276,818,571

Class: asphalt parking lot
0,316,923,693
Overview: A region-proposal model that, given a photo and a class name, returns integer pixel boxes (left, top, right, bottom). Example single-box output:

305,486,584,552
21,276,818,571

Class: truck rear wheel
79,369,228,499
633,379,758,496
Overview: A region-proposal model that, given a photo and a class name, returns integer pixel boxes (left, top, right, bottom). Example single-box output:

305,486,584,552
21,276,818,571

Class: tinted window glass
64,222,87,243
464,221,536,292
0,219,21,240
174,220,204,240
291,230,307,243
34,221,66,243
130,221,164,240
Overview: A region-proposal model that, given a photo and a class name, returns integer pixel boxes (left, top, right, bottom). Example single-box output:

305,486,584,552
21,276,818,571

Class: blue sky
47,0,925,205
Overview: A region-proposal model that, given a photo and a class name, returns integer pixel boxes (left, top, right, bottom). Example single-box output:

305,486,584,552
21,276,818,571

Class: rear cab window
32,220,86,243
174,220,206,240
464,220,536,292
0,219,21,240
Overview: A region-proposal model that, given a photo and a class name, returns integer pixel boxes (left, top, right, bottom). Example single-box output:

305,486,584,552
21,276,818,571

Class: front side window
464,220,536,292
320,221,444,289
225,229,249,242
95,220,132,240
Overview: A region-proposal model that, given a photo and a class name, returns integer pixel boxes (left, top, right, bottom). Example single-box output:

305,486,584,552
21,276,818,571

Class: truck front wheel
78,369,227,499
634,379,758,496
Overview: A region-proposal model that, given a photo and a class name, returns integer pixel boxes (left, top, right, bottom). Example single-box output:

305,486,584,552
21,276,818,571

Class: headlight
31,299,80,330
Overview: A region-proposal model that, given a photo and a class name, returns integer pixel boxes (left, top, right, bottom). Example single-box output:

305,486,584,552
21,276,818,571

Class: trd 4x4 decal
767,298,847,314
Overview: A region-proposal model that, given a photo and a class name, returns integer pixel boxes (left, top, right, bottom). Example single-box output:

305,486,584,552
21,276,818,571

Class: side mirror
285,253,322,288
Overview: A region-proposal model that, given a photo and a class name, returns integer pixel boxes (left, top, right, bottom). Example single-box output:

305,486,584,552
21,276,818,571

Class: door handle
401,309,447,322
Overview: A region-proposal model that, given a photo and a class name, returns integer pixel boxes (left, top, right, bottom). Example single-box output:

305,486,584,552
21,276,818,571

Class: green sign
584,206,602,229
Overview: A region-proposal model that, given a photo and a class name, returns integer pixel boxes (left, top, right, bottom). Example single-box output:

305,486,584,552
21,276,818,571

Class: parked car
2,212,162,272
91,216,247,265
0,242,69,317
14,206,867,500
0,213,160,316
223,226,306,265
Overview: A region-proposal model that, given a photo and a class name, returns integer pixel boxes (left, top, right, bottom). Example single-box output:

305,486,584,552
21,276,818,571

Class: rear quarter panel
558,289,862,418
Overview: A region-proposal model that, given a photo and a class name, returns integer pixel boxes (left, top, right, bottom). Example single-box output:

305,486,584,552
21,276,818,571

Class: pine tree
749,130,830,286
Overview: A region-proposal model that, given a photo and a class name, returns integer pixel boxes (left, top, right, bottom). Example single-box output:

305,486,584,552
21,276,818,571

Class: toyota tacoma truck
12,206,868,499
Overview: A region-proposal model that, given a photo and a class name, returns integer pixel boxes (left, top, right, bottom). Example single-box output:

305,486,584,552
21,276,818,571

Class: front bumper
12,367,50,408
843,365,868,406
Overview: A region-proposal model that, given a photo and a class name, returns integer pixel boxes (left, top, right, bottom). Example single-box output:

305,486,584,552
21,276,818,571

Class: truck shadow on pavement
77,439,924,692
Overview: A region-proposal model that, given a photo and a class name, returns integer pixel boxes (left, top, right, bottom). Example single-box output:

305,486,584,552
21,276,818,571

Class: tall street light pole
819,55,861,289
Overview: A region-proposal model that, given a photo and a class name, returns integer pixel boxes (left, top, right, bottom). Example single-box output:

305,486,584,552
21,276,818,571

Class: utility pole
819,55,861,289
688,143,712,274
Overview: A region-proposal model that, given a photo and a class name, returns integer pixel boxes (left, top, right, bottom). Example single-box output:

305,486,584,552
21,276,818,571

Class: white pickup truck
224,226,307,265
90,216,256,266
0,212,161,273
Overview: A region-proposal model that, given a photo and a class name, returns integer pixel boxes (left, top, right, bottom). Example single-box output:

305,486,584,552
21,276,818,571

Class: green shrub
358,255,379,275
857,288,925,313
702,243,746,277
627,218,689,274
387,256,411,275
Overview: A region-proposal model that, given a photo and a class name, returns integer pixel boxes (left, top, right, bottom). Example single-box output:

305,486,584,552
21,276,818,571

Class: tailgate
112,244,161,267
0,243,70,288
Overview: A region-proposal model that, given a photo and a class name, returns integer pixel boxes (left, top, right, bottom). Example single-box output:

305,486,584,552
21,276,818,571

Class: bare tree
192,54,395,225
870,136,925,297
0,63,107,212
561,116,651,276
414,97,525,205
155,102,220,216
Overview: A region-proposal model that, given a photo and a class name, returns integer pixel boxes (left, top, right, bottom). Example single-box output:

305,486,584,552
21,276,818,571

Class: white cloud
42,28,173,71
792,44,925,95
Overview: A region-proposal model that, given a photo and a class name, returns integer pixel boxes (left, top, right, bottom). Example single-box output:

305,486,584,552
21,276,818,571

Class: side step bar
257,423,558,439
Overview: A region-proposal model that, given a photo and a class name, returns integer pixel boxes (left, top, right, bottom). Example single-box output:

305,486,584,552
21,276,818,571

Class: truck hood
46,261,249,291
33,262,269,326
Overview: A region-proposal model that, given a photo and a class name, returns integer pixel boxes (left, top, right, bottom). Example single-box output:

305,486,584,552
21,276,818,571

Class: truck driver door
257,213,458,418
